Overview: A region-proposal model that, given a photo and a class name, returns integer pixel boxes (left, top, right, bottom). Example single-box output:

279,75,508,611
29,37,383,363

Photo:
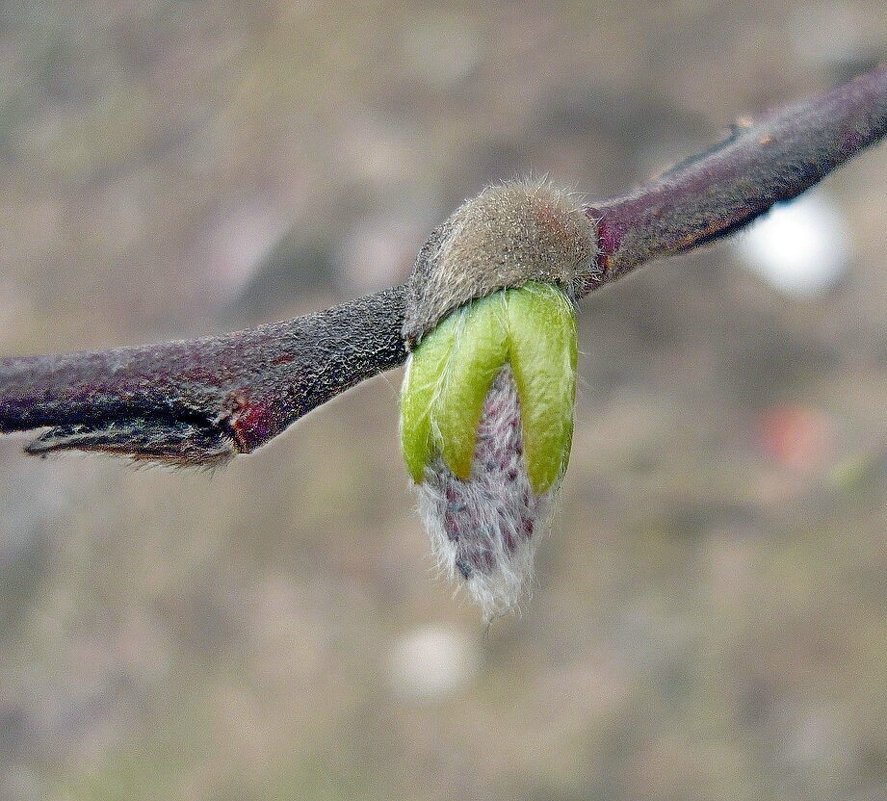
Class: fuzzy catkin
415,365,557,620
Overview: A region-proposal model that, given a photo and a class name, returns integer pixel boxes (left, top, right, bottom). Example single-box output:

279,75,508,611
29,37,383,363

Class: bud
400,282,578,619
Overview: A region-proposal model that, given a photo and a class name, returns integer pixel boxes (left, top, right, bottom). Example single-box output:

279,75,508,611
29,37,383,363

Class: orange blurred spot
757,404,833,470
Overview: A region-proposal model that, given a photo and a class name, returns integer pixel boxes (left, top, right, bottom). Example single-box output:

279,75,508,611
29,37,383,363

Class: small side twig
1,65,885,464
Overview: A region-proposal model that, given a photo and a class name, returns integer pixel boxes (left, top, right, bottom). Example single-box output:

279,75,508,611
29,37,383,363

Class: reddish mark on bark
224,389,275,452
588,208,622,273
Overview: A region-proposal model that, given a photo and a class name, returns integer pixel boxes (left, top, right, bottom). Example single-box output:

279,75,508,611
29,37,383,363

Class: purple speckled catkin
415,365,558,619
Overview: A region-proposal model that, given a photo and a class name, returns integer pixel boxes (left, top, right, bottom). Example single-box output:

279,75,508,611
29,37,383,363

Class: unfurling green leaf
400,281,577,493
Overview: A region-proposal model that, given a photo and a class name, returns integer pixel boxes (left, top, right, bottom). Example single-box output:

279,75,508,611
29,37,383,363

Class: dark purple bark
1,65,885,464
0,287,406,464
588,64,887,284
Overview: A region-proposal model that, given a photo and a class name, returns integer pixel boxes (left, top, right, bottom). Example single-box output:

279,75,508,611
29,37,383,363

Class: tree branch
0,287,407,464
588,64,887,285
1,65,885,463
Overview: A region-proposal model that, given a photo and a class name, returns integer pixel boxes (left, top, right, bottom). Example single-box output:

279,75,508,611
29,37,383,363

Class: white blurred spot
389,625,479,701
734,191,851,297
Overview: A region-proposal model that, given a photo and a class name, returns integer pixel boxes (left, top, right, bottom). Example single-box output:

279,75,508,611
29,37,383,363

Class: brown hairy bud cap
403,179,599,345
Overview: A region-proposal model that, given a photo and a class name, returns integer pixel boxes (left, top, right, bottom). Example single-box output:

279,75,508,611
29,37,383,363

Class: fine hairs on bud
403,178,598,344
402,179,589,620
416,365,558,620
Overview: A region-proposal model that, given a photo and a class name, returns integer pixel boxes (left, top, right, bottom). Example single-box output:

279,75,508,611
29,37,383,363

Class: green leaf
399,312,459,482
433,294,509,480
506,282,577,493
400,282,577,492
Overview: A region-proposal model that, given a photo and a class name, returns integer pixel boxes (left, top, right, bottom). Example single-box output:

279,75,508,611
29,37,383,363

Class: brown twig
588,64,887,285
1,65,885,464
0,287,407,463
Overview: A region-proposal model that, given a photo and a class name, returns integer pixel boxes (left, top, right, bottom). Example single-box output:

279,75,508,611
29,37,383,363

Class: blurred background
1,2,886,799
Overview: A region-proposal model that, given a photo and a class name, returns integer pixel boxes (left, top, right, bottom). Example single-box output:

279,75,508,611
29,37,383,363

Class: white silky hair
415,366,558,620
